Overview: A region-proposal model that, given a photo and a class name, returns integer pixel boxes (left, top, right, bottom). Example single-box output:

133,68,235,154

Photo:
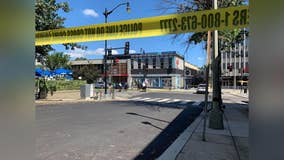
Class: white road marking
165,99,181,103
139,98,151,101
144,98,162,102
157,98,171,102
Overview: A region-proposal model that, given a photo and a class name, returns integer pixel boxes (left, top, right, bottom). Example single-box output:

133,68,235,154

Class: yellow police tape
35,6,248,46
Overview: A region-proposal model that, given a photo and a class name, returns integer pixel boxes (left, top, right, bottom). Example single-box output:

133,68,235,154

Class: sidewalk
222,89,249,99
35,89,146,105
158,102,249,160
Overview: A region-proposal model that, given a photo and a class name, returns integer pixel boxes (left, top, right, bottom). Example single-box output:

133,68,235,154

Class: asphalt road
36,92,204,160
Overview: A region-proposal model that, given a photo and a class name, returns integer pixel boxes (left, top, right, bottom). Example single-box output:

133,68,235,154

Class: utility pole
209,0,224,129
202,30,211,141
234,44,237,89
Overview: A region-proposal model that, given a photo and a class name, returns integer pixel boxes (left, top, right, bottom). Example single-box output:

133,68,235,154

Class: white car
95,82,105,89
196,84,207,94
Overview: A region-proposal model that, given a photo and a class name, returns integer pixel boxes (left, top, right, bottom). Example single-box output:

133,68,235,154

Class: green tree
46,52,70,70
35,0,86,63
74,57,87,61
73,66,99,84
161,0,247,49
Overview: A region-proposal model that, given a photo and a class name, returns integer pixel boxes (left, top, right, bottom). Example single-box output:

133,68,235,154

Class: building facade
70,51,200,89
184,62,200,88
129,51,185,89
221,43,249,88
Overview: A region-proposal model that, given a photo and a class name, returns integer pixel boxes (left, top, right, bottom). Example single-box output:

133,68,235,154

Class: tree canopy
73,66,99,84
74,57,87,61
35,0,86,63
45,52,70,70
160,0,248,50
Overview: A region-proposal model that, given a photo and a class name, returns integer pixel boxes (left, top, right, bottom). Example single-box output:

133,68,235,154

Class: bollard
112,88,115,99
99,91,102,100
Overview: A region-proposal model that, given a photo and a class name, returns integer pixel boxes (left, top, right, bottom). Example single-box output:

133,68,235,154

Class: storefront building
70,51,200,89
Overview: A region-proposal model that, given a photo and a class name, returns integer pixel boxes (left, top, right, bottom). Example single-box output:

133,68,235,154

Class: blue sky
52,0,206,67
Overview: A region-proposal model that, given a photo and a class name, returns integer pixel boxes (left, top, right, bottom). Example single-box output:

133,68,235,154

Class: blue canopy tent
54,68,73,75
35,68,52,77
35,68,43,77
43,70,51,77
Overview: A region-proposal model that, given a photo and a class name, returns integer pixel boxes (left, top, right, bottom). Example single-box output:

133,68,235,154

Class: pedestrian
124,82,128,91
142,81,146,92
119,82,122,92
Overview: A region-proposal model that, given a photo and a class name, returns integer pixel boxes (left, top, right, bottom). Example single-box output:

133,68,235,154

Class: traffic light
107,49,112,56
124,41,130,55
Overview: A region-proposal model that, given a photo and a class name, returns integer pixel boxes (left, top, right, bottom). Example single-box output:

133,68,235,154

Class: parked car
114,83,122,89
95,82,105,89
196,84,207,94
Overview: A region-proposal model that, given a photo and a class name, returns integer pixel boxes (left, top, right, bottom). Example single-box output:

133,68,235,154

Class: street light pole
104,8,108,95
103,2,130,95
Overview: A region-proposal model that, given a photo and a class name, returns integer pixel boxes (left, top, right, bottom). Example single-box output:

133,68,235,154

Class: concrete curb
157,112,204,160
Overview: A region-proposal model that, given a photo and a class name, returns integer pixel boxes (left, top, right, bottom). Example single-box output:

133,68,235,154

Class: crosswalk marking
157,98,171,102
144,98,161,102
139,98,151,101
129,97,202,107
165,99,181,103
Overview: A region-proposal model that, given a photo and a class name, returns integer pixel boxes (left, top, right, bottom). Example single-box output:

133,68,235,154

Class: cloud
64,47,119,59
93,48,119,55
83,9,99,18
129,50,136,54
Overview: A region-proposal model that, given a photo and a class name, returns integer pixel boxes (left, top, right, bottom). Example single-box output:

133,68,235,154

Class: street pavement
36,92,204,160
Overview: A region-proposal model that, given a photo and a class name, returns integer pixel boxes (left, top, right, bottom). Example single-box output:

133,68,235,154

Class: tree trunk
209,27,224,129
209,53,224,129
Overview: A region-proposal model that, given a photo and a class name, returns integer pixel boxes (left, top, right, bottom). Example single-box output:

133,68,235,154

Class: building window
160,57,164,69
168,57,173,69
131,59,134,69
145,58,149,69
153,57,156,69
227,52,230,58
245,51,248,57
236,62,239,69
138,58,141,69
223,63,226,70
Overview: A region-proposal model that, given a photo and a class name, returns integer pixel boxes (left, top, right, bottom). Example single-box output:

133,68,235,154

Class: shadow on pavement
132,105,203,160
126,112,170,123
141,121,164,130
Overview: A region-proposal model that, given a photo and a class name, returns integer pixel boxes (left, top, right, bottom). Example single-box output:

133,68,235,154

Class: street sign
36,6,249,46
